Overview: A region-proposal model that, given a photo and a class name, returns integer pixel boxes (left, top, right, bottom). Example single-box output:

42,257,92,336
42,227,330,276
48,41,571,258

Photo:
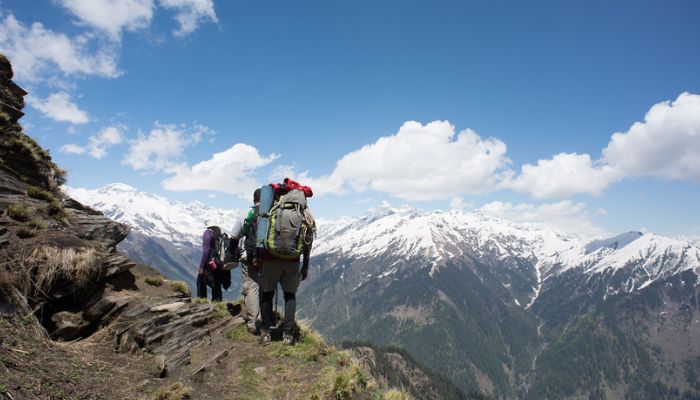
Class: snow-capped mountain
314,204,700,300
65,183,242,248
64,184,244,292
62,184,700,398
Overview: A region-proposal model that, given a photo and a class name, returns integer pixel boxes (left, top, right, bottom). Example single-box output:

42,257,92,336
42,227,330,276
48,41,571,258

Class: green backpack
265,189,315,260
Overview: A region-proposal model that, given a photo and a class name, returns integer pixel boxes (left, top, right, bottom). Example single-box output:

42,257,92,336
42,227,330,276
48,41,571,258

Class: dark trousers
261,290,296,335
197,273,222,302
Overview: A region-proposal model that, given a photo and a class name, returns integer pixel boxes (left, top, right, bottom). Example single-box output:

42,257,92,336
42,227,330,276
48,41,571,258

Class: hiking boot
259,330,271,346
283,332,294,346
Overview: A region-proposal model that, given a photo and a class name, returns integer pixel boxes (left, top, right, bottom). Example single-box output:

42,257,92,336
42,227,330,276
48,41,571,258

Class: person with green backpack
256,179,315,346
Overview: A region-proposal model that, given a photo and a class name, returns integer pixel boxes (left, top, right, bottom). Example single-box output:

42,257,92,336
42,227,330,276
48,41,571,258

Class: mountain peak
101,183,138,193
584,231,644,254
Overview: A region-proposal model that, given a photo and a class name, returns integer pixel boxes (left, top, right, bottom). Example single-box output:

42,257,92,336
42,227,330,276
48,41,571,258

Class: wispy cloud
60,143,87,155
88,125,124,158
59,125,125,158
56,0,217,41
159,0,218,37
0,13,120,82
478,200,607,237
56,0,155,42
26,92,90,124
122,123,208,171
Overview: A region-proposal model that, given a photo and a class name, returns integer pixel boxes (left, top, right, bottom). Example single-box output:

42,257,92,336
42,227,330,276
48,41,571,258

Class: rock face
0,53,138,340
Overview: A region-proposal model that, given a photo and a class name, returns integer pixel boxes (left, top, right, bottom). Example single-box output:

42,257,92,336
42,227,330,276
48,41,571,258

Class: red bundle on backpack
271,177,313,197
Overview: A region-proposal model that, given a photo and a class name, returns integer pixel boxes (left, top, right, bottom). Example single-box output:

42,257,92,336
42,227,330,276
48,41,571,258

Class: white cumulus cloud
505,153,622,199
88,125,124,158
56,0,154,41
159,0,218,37
26,92,89,124
162,144,278,197
603,92,700,181
478,200,607,237
0,13,120,82
122,123,207,171
325,120,510,201
506,92,700,199
60,143,86,155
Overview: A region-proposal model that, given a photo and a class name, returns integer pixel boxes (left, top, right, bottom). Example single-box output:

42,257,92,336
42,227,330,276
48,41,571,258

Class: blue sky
1,0,699,237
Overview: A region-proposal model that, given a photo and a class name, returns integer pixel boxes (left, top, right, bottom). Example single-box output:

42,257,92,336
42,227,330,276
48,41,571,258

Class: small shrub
26,219,47,230
383,388,413,400
7,203,32,222
46,199,66,218
169,281,191,296
213,301,229,318
152,382,192,400
144,275,164,286
26,186,54,201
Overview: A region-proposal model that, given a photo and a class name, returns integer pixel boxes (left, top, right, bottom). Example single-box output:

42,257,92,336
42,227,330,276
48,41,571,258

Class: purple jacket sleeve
199,229,213,269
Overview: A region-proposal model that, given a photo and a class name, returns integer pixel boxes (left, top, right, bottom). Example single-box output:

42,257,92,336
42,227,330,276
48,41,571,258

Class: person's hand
300,267,308,281
198,266,204,275
252,258,262,268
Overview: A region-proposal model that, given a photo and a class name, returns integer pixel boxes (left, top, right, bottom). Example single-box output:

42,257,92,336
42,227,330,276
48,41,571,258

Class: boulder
51,311,90,340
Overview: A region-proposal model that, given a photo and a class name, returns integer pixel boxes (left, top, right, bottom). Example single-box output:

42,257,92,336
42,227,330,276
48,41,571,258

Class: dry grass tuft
26,185,54,201
29,246,101,295
7,203,33,222
169,280,191,296
152,382,192,400
16,227,37,238
144,275,164,286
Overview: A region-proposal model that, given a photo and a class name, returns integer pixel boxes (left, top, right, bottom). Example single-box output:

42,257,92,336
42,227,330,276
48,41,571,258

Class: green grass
46,199,67,222
26,186,54,201
213,301,229,318
0,383,6,394
310,364,369,400
267,325,329,362
382,388,413,400
26,219,47,230
7,203,32,222
144,275,164,286
169,281,191,296
237,358,265,398
225,324,253,342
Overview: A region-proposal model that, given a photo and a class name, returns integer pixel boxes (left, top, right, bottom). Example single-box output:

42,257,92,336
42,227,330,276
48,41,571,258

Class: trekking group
196,178,315,346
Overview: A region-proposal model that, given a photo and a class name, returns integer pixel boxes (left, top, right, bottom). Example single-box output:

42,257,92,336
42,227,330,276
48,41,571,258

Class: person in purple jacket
197,221,230,301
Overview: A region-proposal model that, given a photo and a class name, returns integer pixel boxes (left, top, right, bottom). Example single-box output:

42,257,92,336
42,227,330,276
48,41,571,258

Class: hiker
197,221,232,302
231,188,262,334
257,179,315,346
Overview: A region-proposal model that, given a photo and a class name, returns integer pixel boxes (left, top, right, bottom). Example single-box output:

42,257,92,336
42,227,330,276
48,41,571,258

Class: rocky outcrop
114,300,242,372
0,53,138,340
